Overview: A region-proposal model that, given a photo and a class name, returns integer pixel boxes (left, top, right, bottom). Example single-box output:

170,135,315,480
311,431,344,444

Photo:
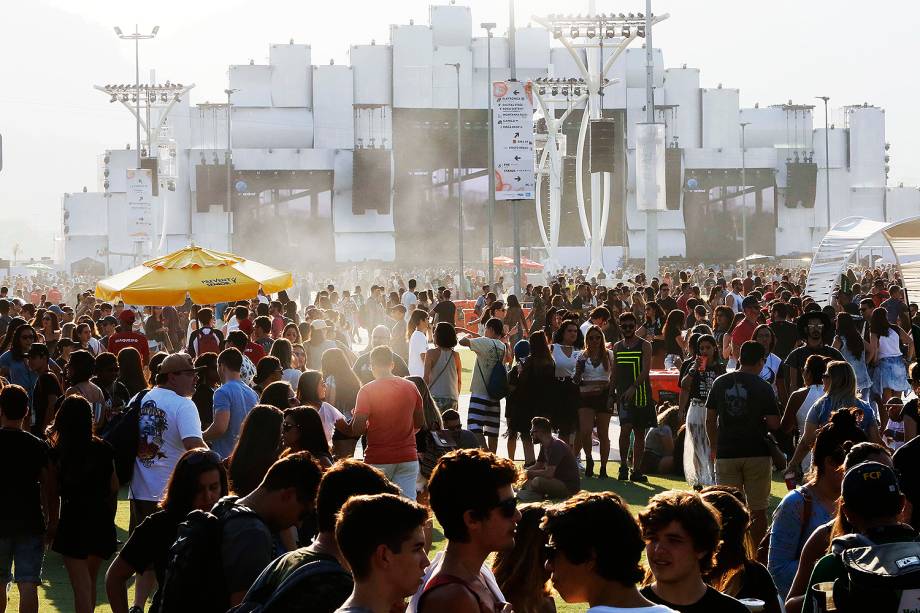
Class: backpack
158,496,260,613
101,389,148,486
832,540,920,612
477,343,508,400
196,327,221,355
229,557,351,613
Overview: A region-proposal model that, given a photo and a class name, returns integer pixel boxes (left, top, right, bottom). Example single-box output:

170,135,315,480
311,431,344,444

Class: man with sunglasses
778,311,842,404
410,449,520,613
610,311,654,482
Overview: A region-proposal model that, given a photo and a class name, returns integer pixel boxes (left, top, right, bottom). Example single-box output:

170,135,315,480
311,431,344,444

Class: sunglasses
492,495,519,519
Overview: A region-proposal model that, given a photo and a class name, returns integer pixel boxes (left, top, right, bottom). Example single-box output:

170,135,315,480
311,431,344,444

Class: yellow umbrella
95,245,293,306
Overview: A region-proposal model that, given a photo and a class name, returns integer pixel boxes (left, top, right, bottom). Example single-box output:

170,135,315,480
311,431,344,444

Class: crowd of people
2,261,920,613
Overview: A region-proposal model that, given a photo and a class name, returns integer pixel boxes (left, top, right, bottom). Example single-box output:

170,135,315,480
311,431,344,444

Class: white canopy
805,216,920,306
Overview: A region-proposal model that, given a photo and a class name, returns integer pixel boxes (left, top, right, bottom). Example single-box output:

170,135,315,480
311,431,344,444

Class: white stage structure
531,12,668,275
805,215,920,306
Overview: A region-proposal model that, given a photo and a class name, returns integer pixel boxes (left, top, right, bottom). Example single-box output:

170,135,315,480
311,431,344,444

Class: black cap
26,343,49,358
842,462,901,517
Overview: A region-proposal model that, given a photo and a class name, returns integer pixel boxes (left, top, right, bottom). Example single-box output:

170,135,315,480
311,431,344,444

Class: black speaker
353,149,392,215
665,147,683,210
786,162,817,208
589,119,616,173
140,157,159,196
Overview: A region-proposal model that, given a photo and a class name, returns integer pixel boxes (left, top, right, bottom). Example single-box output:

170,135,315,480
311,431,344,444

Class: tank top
839,337,871,389
551,344,578,378
427,349,459,399
580,350,614,382
878,328,902,359
613,340,650,407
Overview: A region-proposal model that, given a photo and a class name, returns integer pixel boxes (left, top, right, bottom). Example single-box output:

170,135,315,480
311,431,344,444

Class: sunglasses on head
492,495,518,518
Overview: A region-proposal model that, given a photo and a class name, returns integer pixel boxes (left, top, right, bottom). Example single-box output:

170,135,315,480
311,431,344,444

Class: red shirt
730,318,757,349
108,331,150,363
271,315,285,339
244,342,266,364
353,377,422,464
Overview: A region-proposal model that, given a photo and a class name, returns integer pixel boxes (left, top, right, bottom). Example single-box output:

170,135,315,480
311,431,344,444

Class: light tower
531,10,669,275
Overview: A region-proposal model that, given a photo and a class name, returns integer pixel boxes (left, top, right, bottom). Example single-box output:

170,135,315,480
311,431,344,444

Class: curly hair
637,490,721,574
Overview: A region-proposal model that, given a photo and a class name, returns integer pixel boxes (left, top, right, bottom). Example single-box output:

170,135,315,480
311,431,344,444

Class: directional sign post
492,81,535,201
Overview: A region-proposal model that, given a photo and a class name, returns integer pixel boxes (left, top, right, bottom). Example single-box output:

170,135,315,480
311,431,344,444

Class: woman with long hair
631,291,646,320
574,325,614,478
281,406,333,467
638,301,667,369
322,347,362,459
73,322,102,356
160,307,184,352
702,489,781,613
64,350,106,429
661,309,687,370
786,360,883,473
295,369,345,449
423,322,462,413
509,331,557,465
105,448,228,613
492,503,555,613
47,396,119,613
551,320,581,445
752,324,782,390
504,294,527,346
270,338,301,389
407,375,443,500
780,354,829,473
769,408,868,599
707,286,724,315
832,312,871,402
227,405,284,496
406,309,430,378
37,309,61,355
115,346,147,398
868,306,912,419
282,322,302,345
722,312,745,364
259,380,297,411
542,307,562,344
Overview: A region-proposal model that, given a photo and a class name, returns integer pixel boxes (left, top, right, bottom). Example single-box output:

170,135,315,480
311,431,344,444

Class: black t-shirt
119,509,183,613
779,344,843,385
769,320,799,360
0,428,49,536
735,560,780,609
432,300,457,325
31,371,63,437
641,585,750,613
705,371,779,459
659,296,679,314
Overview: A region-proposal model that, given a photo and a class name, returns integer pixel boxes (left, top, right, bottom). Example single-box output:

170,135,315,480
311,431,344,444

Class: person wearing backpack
128,352,206,611
237,460,400,613
797,461,915,613
159,451,323,612
458,317,508,453
337,346,425,499
187,308,224,358
334,494,430,613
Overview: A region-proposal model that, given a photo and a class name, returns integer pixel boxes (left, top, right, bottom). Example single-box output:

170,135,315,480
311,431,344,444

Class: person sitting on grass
519,417,580,502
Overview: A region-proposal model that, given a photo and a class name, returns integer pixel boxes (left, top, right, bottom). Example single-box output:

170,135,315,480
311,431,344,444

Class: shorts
372,461,420,499
579,388,612,414
468,395,501,438
0,534,44,584
618,401,657,430
715,456,773,511
873,356,910,395
129,498,160,535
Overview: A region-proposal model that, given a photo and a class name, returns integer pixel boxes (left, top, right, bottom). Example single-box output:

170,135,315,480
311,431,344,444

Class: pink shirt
354,377,422,464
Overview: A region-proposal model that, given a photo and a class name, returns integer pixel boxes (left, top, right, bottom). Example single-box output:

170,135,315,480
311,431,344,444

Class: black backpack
159,496,260,613
101,389,147,486
832,538,920,612
229,557,351,613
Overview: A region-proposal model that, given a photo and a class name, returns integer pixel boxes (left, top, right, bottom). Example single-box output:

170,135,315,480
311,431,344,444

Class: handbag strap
429,350,454,389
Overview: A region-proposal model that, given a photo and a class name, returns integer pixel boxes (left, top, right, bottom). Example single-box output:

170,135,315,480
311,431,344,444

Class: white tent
805,216,920,306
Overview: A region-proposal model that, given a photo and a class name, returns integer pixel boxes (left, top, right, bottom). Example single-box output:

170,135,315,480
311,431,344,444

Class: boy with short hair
334,494,430,613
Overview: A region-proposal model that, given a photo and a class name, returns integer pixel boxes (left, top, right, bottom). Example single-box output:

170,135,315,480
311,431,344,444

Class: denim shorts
0,534,44,584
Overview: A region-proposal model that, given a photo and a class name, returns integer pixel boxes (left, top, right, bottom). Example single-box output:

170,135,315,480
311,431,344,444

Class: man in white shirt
401,279,419,320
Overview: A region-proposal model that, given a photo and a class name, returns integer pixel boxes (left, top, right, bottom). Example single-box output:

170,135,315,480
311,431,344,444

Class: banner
126,168,154,241
492,81,535,201
636,123,666,212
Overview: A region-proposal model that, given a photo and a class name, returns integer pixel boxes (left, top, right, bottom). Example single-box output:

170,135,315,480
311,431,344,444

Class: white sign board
635,123,667,212
492,81,535,201
126,168,154,241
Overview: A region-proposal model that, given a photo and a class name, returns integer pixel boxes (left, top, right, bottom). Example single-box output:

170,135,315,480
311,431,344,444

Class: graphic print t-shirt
129,386,203,502
613,340,650,408
705,371,779,459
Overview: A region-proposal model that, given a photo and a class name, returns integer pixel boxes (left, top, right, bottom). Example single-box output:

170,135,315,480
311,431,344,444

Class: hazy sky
1,0,917,258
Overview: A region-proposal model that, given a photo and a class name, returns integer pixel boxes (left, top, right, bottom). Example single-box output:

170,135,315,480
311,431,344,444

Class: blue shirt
805,396,878,433
0,351,37,390
210,378,258,459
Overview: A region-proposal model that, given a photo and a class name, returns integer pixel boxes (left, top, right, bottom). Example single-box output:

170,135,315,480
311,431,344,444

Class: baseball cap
158,353,205,375
118,310,136,324
741,296,760,310
842,461,902,517
47,305,64,316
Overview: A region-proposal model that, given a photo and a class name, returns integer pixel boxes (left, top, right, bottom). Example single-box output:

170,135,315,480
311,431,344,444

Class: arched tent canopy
805,215,920,306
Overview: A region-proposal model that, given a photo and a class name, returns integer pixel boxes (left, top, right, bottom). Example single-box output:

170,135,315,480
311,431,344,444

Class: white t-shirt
129,386,203,501
317,401,346,446
408,330,429,378
401,290,418,316
588,606,676,613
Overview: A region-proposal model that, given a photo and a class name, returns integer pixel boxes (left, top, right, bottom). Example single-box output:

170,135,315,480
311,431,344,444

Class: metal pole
448,63,464,299
134,28,141,167
225,89,235,251
818,96,831,229
643,0,658,281
484,23,496,286
510,0,522,299
740,121,750,274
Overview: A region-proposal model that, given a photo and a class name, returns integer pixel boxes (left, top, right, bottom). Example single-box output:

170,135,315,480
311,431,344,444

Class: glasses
282,422,298,431
492,495,518,519
807,323,825,329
